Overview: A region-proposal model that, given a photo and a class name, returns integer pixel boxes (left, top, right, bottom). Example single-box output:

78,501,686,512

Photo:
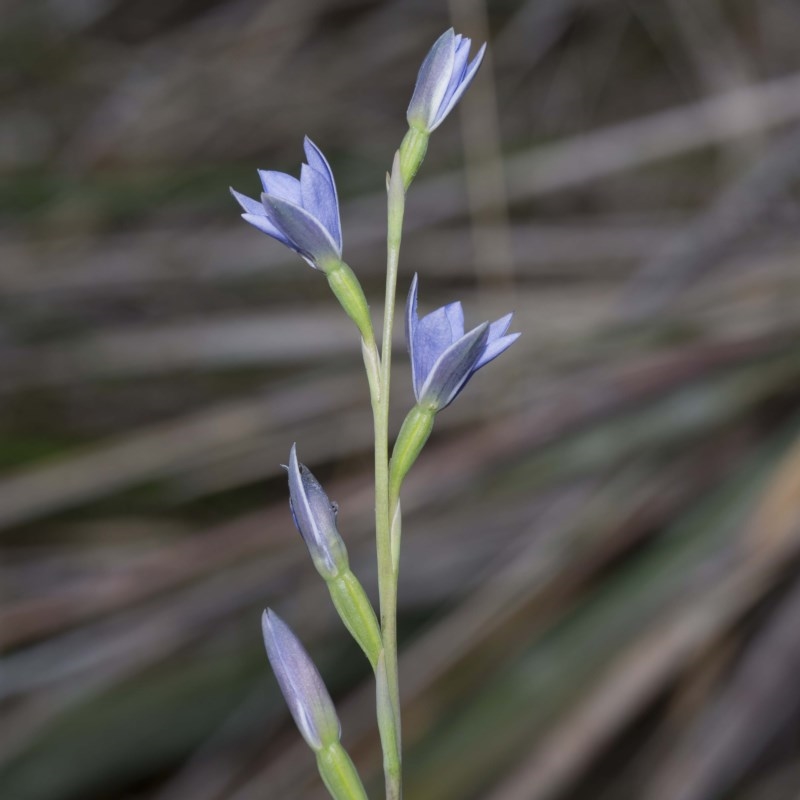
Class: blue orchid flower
231,137,342,272
407,28,486,134
389,274,519,500
406,273,519,411
232,139,376,343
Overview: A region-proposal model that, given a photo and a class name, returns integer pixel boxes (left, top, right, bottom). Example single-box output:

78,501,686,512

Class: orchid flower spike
287,443,348,581
406,273,520,412
231,137,342,272
407,28,486,134
262,609,341,752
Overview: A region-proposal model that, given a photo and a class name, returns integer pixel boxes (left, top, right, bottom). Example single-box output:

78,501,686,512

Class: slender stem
374,155,405,800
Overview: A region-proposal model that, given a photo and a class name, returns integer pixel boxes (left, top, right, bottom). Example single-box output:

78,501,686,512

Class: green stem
374,153,405,800
317,742,370,800
361,334,382,411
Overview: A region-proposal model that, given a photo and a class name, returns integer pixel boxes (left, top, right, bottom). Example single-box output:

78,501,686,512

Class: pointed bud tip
261,608,276,638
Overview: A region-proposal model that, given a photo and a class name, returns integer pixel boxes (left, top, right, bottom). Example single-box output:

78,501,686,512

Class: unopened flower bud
406,28,486,135
261,609,340,752
287,444,349,581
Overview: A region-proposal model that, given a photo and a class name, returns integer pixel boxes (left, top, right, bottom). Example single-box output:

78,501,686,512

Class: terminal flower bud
287,444,348,581
231,137,342,272
261,609,341,752
406,274,519,411
406,28,486,134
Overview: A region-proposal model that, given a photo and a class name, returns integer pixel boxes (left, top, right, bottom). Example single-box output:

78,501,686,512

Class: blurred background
3,1,800,798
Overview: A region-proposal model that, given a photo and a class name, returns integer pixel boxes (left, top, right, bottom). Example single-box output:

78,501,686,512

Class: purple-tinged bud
399,30,486,186
406,28,486,135
287,444,349,581
286,445,382,667
261,609,340,752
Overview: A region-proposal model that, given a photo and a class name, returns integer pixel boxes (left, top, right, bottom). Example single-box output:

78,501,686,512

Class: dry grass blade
624,126,800,317
487,423,800,800
0,374,358,531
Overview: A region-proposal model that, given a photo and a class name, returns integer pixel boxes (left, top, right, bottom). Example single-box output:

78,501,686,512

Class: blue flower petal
230,187,266,217
487,312,513,342
418,321,489,409
414,304,463,398
407,28,456,131
303,137,342,250
437,35,472,115
241,212,292,247
433,42,486,130
473,331,521,371
258,170,302,205
406,274,422,398
261,194,341,269
300,164,341,253
444,300,465,340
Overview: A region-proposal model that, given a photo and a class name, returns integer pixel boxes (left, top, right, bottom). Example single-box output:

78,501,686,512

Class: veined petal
300,164,341,252
418,322,490,410
414,303,464,395
444,300,465,340
230,187,266,217
241,213,292,247
261,194,341,269
262,610,341,752
487,312,513,342
303,137,331,180
258,170,302,205
437,35,472,114
473,331,521,371
406,274,421,398
407,28,456,131
303,138,342,249
432,42,486,130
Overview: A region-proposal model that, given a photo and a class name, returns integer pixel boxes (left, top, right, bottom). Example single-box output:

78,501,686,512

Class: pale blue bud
406,28,486,134
261,609,341,752
287,444,349,581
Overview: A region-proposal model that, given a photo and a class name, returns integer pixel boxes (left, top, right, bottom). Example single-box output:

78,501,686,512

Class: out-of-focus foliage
3,1,800,799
